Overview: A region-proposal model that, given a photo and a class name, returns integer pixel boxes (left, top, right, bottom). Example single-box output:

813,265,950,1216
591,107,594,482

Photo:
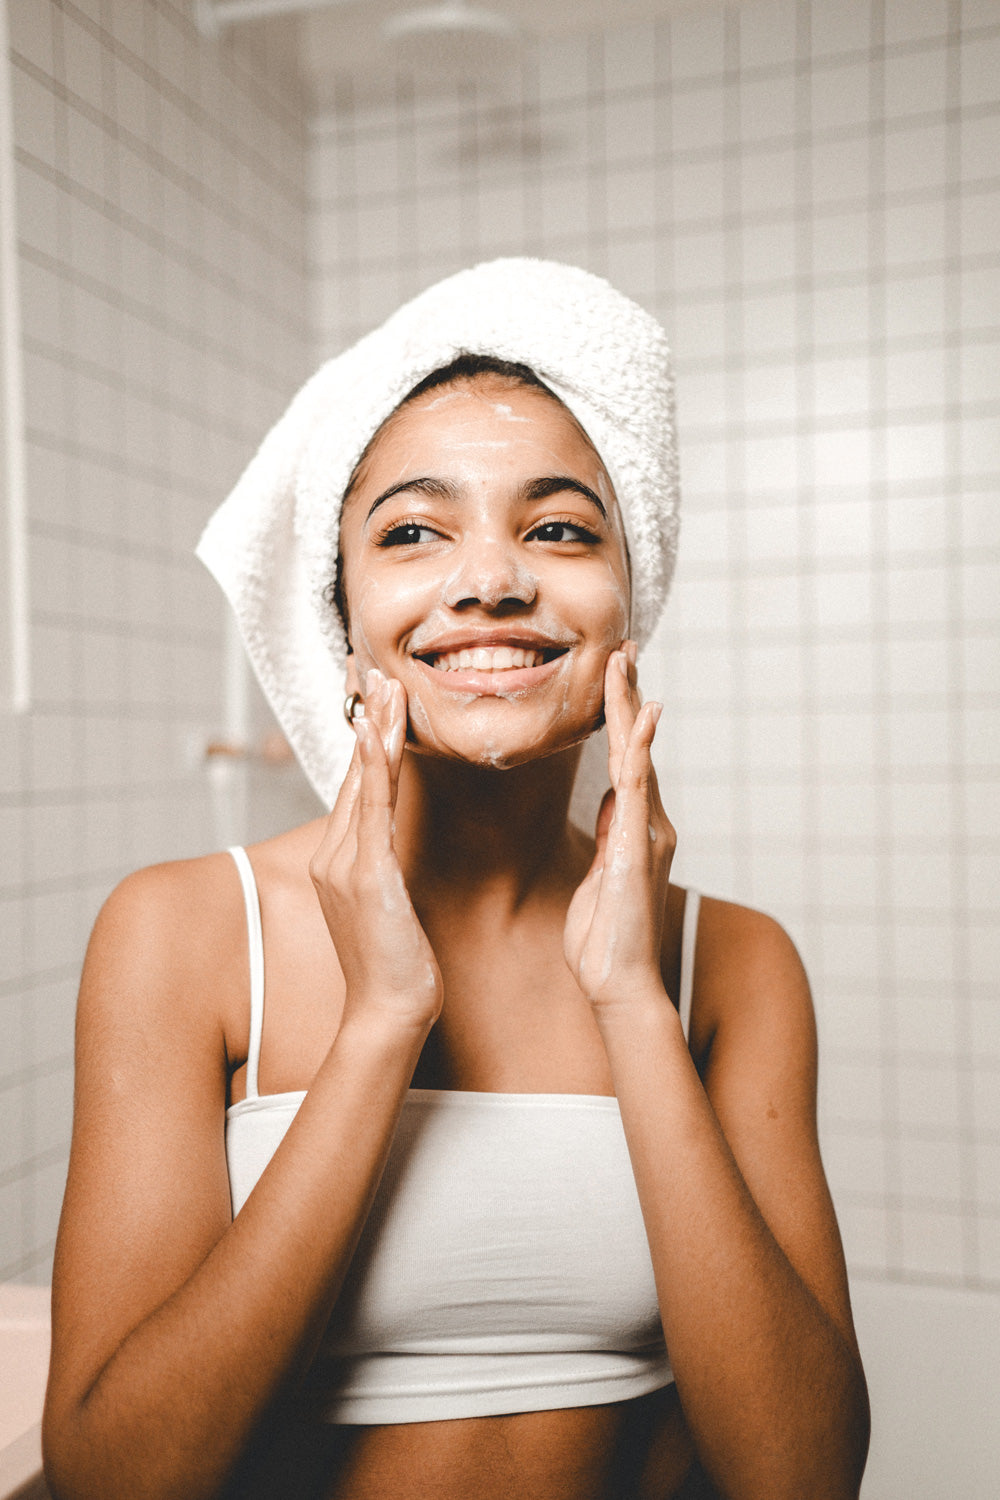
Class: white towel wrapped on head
197,257,680,809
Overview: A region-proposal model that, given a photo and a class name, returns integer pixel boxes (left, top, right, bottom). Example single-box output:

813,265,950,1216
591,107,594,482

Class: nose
442,535,537,611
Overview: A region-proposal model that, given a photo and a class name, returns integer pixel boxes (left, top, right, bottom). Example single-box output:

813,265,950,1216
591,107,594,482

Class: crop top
224,845,701,1424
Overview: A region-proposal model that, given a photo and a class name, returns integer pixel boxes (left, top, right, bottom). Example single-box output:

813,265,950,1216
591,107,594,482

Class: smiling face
337,374,632,769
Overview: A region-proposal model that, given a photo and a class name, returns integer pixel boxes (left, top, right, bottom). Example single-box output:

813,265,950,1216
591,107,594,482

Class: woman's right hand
309,668,443,1032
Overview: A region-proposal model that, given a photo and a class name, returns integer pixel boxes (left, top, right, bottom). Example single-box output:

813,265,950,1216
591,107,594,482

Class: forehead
344,374,614,505
403,375,581,429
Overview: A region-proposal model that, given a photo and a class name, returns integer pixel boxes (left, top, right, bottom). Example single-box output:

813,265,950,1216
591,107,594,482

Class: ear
345,655,362,696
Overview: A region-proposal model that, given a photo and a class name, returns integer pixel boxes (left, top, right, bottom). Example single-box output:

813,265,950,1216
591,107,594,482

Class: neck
393,745,585,904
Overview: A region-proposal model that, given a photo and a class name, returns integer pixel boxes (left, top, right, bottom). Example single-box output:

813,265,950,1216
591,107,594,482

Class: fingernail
626,640,638,666
650,701,663,724
616,650,629,676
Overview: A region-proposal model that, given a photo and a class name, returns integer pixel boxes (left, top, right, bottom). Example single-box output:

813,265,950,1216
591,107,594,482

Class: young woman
42,261,869,1500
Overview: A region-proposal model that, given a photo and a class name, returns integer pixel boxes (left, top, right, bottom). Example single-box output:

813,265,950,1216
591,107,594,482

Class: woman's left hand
563,643,676,1014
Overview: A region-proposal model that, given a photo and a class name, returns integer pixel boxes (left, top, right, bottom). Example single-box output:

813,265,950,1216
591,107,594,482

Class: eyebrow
365,476,456,521
522,475,608,517
365,474,608,523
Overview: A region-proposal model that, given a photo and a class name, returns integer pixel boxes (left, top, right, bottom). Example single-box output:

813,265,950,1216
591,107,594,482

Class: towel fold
197,258,679,809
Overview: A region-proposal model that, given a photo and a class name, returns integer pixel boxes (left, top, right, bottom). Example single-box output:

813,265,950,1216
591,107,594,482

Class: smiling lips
411,638,571,691
427,645,558,673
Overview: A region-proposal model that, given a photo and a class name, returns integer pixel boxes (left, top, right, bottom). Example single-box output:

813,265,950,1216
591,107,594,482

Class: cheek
594,573,631,644
344,574,390,664
342,566,440,669
557,560,630,650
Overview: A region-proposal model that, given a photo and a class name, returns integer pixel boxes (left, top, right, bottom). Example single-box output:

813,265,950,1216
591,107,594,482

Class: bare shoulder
695,894,811,1000
687,893,816,1094
88,850,246,973
78,850,251,1061
93,850,243,944
81,820,328,1051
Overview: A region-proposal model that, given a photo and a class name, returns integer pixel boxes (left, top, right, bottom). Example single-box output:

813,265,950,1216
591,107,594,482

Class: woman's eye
378,522,439,547
529,521,600,545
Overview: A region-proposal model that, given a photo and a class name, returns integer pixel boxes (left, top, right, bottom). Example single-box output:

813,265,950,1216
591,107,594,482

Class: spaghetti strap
678,889,700,1043
228,846,264,1101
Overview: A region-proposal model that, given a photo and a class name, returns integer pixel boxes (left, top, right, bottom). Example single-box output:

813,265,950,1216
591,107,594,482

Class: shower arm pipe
194,0,363,35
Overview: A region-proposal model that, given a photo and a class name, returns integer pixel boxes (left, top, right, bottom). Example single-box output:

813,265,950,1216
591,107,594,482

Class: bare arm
599,914,868,1500
565,649,869,1500
43,674,439,1500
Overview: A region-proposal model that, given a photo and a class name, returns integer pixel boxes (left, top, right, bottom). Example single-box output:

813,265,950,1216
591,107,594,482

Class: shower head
381,2,523,78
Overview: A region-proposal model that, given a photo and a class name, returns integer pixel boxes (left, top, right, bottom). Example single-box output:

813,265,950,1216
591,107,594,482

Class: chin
406,706,604,772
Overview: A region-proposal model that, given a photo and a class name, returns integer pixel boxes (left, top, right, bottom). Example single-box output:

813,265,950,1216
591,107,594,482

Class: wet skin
336,379,633,771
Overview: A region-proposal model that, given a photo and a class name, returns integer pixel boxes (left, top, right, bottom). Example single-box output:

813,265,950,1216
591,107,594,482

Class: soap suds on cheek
404,688,450,754
342,567,442,754
589,577,630,646
349,569,436,671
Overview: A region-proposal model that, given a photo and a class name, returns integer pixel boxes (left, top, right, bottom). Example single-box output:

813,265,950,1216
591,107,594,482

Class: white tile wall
1,0,310,1280
309,0,999,1291
1,0,995,1300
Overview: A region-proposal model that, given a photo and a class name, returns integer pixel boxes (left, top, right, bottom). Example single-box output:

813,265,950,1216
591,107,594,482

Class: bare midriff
240,1385,696,1500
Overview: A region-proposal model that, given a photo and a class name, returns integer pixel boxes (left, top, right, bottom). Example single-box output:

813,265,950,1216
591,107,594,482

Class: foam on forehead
339,353,567,513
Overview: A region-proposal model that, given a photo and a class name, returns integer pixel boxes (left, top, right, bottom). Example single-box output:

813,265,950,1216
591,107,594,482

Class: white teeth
428,646,545,672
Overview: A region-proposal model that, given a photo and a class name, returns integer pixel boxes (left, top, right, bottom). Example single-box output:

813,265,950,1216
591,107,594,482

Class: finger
347,721,396,883
625,641,643,722
624,638,639,695
623,701,676,868
310,671,396,888
624,675,666,821
593,786,615,869
605,649,637,788
647,745,668,826
614,702,659,810
611,701,661,831
384,678,407,796
364,669,407,804
627,699,662,772
356,714,392,815
311,730,363,871
364,667,389,745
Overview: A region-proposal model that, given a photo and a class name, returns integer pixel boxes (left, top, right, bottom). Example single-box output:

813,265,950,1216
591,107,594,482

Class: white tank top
224,846,701,1424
